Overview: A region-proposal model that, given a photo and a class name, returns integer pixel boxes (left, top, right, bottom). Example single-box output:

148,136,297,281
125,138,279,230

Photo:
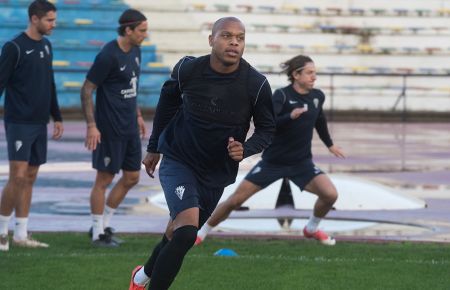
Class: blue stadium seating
0,0,169,109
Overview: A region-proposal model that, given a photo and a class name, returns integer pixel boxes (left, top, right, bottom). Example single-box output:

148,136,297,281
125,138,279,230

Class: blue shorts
5,122,47,166
245,159,324,191
92,135,142,174
159,156,224,224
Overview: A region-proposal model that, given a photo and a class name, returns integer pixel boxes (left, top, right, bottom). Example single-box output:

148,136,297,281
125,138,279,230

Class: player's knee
323,190,338,205
171,225,198,252
96,180,112,190
123,174,139,188
228,195,245,210
9,176,27,187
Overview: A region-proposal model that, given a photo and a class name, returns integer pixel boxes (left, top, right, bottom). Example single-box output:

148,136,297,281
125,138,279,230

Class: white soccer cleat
0,234,9,251
13,235,49,248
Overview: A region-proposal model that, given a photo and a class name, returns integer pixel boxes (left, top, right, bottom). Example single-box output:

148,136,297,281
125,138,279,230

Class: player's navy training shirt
86,40,141,139
147,55,276,188
262,85,333,165
0,32,62,124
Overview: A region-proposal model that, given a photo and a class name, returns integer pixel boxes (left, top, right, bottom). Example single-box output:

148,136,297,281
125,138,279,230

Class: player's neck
117,37,133,53
292,82,309,95
209,54,239,74
25,26,43,41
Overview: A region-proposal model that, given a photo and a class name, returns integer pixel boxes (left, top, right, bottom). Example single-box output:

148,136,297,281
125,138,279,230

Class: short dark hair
280,55,314,83
28,0,56,20
117,9,147,36
211,17,244,36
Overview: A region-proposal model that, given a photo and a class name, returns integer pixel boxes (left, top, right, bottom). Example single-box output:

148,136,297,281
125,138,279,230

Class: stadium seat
425,47,441,55
349,8,365,16
378,47,397,55
401,47,420,55
245,43,259,51
280,4,300,14
273,24,290,33
371,8,387,16
236,4,253,13
303,7,320,15
265,44,282,52
320,25,337,33
394,9,409,16
357,44,373,54
368,67,392,74
213,4,229,12
257,5,276,14
325,7,342,15
75,61,93,68
147,62,166,68
74,18,93,25
351,66,369,73
395,68,414,74
415,9,431,17
87,39,105,47
189,3,206,11
53,60,71,67
287,44,305,52
63,81,82,88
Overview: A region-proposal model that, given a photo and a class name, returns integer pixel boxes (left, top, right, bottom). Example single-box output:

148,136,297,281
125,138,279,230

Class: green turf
1,233,449,290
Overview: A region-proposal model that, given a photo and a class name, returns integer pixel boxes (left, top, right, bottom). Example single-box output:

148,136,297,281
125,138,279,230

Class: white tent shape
149,173,425,211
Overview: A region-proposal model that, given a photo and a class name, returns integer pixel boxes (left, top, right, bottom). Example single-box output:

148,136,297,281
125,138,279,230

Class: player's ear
125,26,132,36
31,15,39,25
208,34,213,47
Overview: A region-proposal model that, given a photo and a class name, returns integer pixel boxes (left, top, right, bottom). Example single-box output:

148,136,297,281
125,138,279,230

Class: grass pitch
1,233,449,289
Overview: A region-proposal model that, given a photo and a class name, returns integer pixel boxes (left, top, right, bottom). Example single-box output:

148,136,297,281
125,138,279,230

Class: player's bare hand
52,121,64,140
142,152,160,178
290,107,307,120
329,145,345,158
137,115,147,139
227,137,244,162
85,125,101,151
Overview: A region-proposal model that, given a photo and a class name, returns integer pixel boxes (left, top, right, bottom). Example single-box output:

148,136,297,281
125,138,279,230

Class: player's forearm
315,112,333,147
80,82,96,126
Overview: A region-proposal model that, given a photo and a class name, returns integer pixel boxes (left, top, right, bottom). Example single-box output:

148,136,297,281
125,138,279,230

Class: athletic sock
91,214,104,241
134,266,151,286
148,225,197,289
306,215,322,233
143,235,169,278
13,217,28,240
197,222,213,241
103,205,116,229
0,215,11,236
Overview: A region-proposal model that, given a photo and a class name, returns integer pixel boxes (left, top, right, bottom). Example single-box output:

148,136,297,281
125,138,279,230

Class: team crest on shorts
313,166,321,174
104,157,111,167
175,185,185,200
15,140,22,152
251,166,261,174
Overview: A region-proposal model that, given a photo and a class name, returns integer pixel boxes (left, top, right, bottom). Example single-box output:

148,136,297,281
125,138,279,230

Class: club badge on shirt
313,98,319,108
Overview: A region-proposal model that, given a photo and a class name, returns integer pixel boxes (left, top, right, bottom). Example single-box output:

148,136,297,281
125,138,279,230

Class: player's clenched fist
227,137,244,161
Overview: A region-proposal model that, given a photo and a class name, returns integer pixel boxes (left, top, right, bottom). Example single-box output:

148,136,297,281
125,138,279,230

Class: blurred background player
0,0,63,251
80,9,148,247
130,17,275,289
197,55,345,246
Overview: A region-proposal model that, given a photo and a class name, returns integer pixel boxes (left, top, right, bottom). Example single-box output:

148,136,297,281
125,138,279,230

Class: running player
129,17,276,289
197,55,345,246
